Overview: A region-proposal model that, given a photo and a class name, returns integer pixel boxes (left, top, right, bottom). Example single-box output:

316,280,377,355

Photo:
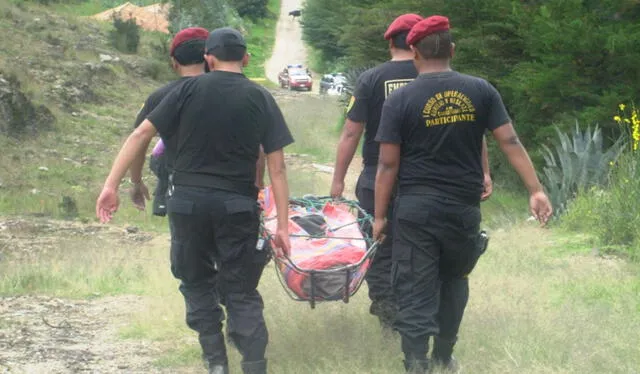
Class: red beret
170,27,209,56
406,15,450,45
384,13,423,40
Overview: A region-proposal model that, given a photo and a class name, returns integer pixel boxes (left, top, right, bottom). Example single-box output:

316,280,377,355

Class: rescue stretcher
258,187,379,308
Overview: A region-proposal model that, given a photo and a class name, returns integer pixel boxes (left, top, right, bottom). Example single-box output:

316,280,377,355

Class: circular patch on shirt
346,95,356,113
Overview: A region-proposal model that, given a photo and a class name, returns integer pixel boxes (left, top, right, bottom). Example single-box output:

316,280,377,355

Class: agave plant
338,63,378,107
541,121,626,217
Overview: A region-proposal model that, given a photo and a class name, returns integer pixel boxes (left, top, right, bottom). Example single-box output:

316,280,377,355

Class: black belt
170,171,258,198
398,185,479,206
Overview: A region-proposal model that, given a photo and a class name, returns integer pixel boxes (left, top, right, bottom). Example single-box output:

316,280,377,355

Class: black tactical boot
432,336,460,373
199,334,228,373
401,334,429,373
208,364,229,374
403,358,430,374
241,359,267,374
434,356,460,373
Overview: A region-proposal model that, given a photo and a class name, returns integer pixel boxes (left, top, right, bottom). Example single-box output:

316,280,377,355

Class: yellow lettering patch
384,79,414,98
422,90,477,127
346,95,356,113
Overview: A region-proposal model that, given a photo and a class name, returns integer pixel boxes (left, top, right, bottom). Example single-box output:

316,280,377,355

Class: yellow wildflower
613,115,621,121
619,104,626,111
632,108,639,151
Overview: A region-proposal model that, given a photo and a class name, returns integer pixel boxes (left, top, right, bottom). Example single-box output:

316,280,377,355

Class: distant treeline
302,0,640,148
165,0,270,32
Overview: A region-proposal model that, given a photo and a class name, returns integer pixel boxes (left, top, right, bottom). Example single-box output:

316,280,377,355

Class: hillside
0,0,279,225
0,1,169,223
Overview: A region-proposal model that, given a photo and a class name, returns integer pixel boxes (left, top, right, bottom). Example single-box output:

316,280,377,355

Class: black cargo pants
167,185,270,366
355,166,396,325
392,192,485,361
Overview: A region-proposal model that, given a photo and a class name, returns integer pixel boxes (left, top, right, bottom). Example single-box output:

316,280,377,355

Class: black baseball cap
205,27,247,61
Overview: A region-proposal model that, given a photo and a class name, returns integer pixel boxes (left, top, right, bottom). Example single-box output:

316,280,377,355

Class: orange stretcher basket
258,187,379,309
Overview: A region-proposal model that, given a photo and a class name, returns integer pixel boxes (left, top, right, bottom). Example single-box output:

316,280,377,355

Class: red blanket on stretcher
258,187,371,299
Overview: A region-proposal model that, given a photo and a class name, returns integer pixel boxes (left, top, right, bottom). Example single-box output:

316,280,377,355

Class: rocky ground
0,218,166,374
0,294,160,374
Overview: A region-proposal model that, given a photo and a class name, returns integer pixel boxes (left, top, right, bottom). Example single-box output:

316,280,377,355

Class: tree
166,0,244,34
233,0,269,20
301,0,639,180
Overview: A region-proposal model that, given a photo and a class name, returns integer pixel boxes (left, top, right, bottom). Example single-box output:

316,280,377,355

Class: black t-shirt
147,71,294,196
134,77,191,171
376,71,511,204
133,77,190,129
347,60,417,167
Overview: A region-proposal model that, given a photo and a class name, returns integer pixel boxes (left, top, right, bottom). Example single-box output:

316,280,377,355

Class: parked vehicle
320,73,346,95
278,64,313,91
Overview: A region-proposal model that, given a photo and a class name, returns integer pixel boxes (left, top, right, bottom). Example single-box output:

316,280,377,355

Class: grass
3,214,639,373
480,189,529,229
4,202,638,373
0,228,162,297
279,95,344,162
107,224,640,373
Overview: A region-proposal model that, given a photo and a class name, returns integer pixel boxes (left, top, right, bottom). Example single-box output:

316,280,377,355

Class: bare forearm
333,137,359,184
129,148,146,184
267,153,289,230
482,136,490,175
374,165,397,220
500,140,543,194
332,120,364,184
105,132,153,190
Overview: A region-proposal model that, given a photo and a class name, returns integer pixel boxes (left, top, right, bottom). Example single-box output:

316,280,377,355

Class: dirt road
264,0,309,86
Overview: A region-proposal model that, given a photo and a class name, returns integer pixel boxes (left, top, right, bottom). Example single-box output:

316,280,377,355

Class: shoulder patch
346,95,356,113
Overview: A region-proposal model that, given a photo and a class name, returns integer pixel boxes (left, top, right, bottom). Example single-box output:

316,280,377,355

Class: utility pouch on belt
461,230,490,278
478,230,489,255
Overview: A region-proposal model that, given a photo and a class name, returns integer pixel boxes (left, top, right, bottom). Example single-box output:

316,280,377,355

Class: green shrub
597,152,640,252
141,60,173,81
562,105,640,261
540,122,625,217
563,152,640,261
110,15,140,54
233,0,269,20
142,34,174,81
340,63,376,106
166,0,244,34
559,187,604,233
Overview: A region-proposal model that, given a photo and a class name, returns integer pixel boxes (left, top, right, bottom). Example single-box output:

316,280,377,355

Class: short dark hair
206,46,246,62
172,39,205,65
390,31,411,51
415,31,453,59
